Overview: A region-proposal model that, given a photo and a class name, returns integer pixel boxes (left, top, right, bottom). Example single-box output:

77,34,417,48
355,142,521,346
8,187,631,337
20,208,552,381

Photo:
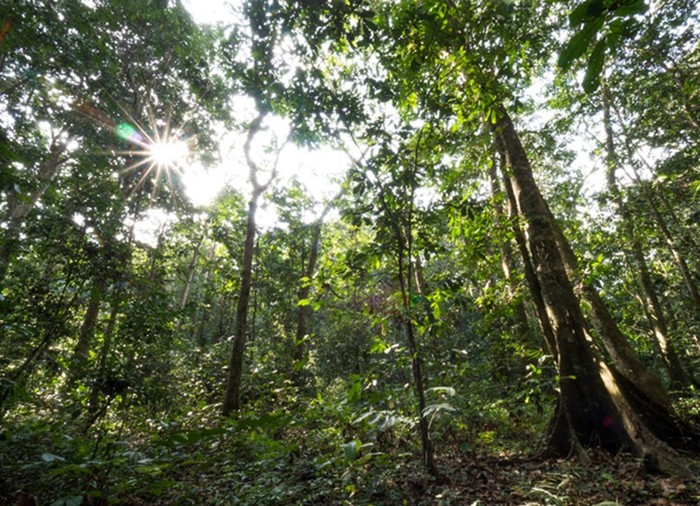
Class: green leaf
427,386,457,397
343,439,361,461
605,19,625,50
583,39,606,93
612,0,649,18
432,301,441,320
569,0,605,26
148,479,178,496
422,402,457,418
369,337,388,354
558,18,604,72
50,463,91,476
293,356,309,371
41,452,66,462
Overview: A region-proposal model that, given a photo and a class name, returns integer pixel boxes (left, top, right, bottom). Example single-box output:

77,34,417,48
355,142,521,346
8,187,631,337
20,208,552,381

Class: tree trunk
368,147,437,474
639,180,700,311
293,194,340,384
545,215,673,408
179,232,206,310
610,100,700,311
292,228,319,378
501,165,558,358
222,112,281,416
0,139,67,284
397,244,436,475
493,105,698,476
222,193,260,416
489,156,540,366
602,86,693,391
69,275,107,382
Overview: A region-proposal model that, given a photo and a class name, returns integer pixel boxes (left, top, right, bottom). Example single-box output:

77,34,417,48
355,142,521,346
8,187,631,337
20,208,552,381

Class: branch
243,112,266,191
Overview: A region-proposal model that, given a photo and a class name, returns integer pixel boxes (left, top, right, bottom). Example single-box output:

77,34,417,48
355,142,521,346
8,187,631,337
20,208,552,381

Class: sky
183,0,234,25
143,0,614,240
176,0,350,228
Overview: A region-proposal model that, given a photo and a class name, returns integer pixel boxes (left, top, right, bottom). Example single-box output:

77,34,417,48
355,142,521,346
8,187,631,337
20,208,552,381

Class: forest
1,0,699,504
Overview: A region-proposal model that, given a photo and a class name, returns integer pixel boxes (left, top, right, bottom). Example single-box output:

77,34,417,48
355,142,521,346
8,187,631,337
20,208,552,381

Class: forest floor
2,440,699,505
388,449,700,505
2,400,700,505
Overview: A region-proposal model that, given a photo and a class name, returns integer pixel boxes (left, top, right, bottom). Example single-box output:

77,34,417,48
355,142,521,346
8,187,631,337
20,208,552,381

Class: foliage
1,0,700,503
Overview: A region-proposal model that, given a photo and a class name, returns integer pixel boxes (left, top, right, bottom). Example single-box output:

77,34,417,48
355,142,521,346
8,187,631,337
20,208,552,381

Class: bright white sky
176,0,350,229
183,0,234,25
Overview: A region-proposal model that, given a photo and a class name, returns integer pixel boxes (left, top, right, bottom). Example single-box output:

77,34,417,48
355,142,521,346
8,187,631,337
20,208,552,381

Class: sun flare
112,111,193,199
148,139,189,169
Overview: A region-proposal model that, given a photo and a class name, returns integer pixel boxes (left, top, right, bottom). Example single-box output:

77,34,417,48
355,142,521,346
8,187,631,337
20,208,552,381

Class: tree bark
492,105,698,476
489,156,540,366
222,113,282,415
501,166,557,358
542,212,673,408
222,194,259,415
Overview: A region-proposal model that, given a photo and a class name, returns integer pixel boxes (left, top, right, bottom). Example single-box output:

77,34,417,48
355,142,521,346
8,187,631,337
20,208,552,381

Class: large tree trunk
541,209,673,408
501,163,557,358
493,106,698,476
489,157,541,367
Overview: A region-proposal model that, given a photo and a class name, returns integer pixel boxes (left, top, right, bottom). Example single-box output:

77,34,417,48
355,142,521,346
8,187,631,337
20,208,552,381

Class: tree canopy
1,0,699,504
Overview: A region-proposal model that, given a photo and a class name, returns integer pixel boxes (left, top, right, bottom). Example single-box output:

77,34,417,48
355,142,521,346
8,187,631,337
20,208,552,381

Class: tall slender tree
222,112,285,415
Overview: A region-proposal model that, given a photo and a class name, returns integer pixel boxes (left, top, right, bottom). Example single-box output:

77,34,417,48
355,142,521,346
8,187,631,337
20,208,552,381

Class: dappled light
1,0,699,504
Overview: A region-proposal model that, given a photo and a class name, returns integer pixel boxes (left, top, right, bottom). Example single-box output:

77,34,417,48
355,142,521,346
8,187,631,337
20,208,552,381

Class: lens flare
149,140,189,169
115,122,143,143
111,107,194,201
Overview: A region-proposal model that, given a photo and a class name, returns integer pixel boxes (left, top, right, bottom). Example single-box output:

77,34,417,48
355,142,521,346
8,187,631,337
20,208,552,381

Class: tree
219,0,371,413
493,106,697,474
0,0,224,414
601,83,695,390
292,188,342,385
222,112,285,415
359,0,699,473
344,121,439,473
